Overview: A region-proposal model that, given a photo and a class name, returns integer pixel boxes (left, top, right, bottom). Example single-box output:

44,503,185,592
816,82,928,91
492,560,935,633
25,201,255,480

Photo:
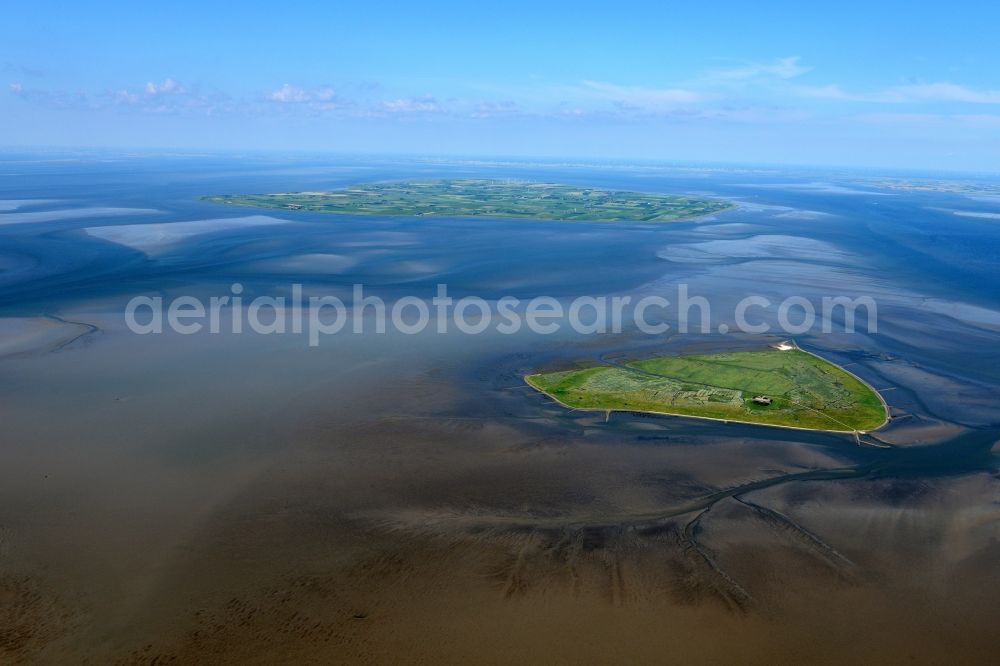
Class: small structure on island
752,395,772,406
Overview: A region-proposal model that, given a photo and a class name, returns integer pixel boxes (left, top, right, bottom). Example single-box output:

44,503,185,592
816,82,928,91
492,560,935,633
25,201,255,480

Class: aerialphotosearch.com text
125,283,878,346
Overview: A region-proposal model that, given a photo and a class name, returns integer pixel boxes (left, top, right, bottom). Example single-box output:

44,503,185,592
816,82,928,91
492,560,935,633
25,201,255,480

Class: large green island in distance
526,347,888,432
854,177,1000,196
203,179,735,222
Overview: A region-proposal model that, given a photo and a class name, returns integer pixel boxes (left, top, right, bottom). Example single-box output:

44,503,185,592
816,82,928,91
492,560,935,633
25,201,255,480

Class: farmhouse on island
752,395,772,406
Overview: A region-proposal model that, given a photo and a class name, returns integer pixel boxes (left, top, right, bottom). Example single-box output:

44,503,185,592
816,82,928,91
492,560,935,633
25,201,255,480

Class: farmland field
203,179,734,222
526,348,888,431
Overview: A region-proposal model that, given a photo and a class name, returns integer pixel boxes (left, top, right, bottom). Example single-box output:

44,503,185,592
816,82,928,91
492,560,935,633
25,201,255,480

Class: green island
855,177,1000,196
203,179,734,222
526,347,888,432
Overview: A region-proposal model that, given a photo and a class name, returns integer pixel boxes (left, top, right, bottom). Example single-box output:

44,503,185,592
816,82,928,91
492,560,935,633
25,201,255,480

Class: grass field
526,349,888,432
203,179,734,223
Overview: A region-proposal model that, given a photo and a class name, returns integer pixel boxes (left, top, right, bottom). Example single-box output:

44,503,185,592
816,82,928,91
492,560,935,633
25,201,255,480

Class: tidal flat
1,154,999,664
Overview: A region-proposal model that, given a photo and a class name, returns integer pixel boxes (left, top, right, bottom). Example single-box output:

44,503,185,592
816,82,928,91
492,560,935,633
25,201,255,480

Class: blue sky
3,1,1000,171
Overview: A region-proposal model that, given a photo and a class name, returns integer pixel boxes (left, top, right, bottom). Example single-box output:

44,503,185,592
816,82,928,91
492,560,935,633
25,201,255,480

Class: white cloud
144,78,185,95
7,82,88,108
890,82,1000,104
795,84,852,100
112,89,140,105
103,78,231,115
112,78,190,107
470,100,519,118
797,81,1000,105
312,86,336,102
380,95,443,114
706,56,811,82
267,83,310,103
267,84,339,105
580,81,704,109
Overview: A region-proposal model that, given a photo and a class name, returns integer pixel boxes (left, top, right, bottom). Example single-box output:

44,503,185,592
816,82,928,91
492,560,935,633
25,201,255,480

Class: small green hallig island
526,347,888,433
203,179,734,223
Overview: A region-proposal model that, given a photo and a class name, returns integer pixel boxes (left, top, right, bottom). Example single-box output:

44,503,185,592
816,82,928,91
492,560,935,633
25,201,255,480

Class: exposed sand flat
772,209,836,219
927,206,1000,220
695,222,762,233
377,260,445,276
84,215,292,253
0,206,161,225
698,258,895,292
953,210,1000,220
0,317,96,357
4,155,1000,665
238,253,361,274
668,249,1000,333
720,200,796,212
734,182,894,195
0,199,58,211
656,234,854,265
871,418,966,446
1,306,997,664
339,230,419,247
868,360,1000,428
920,299,1000,329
